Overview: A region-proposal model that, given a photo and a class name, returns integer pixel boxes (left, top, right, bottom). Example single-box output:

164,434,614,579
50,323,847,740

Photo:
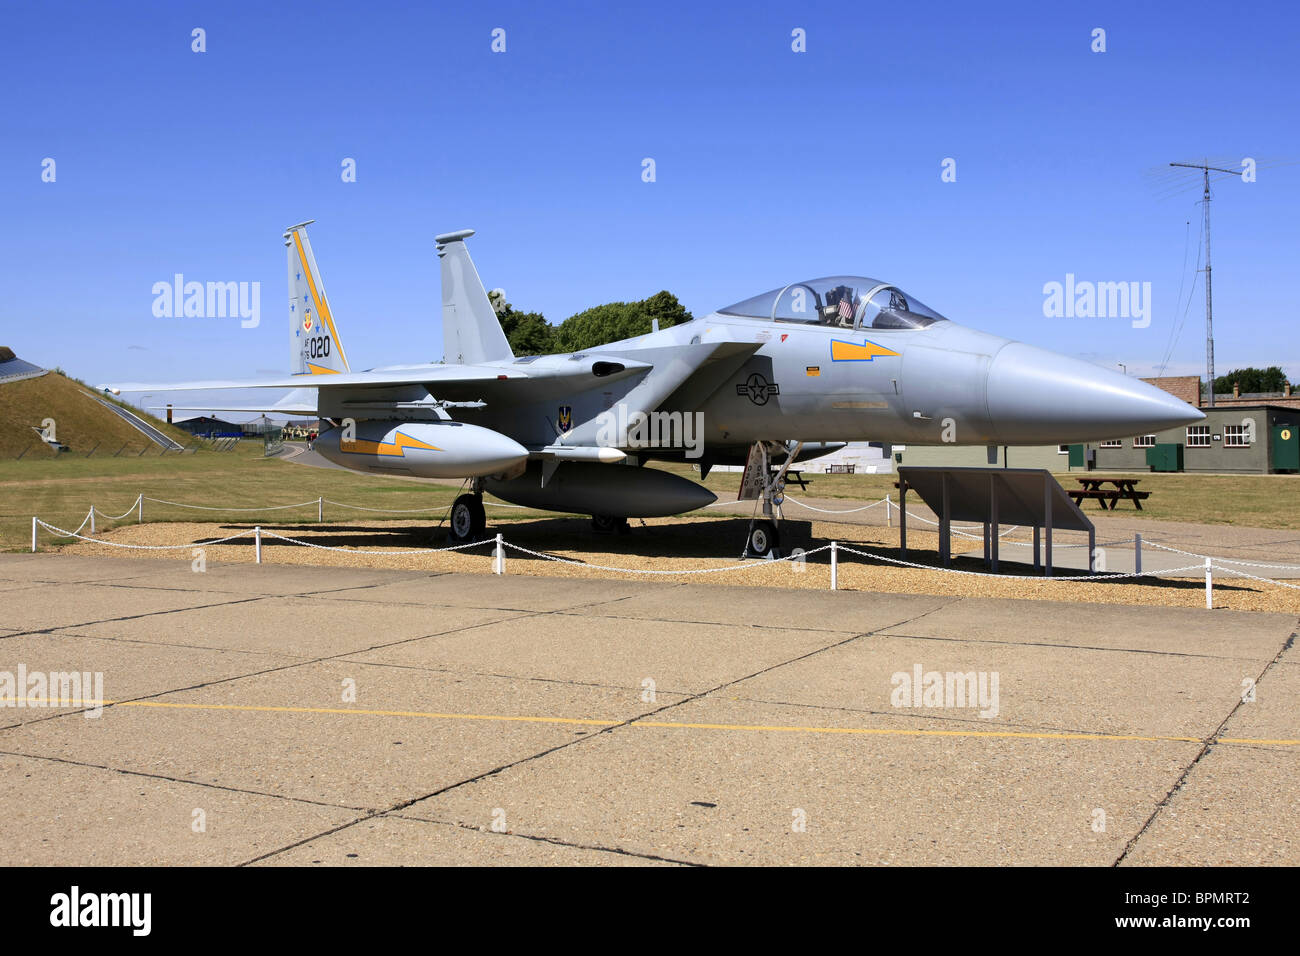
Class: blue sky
2,0,1298,417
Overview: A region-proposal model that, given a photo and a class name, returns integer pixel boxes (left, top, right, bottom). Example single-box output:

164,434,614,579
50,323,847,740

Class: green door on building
1273,424,1299,472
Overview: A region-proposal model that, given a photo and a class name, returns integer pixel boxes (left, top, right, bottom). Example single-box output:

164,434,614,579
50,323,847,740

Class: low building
1088,404,1298,473
895,386,1300,475
173,415,241,438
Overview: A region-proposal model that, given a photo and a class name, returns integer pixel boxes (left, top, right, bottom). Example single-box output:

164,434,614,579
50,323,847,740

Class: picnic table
1067,477,1151,511
783,469,810,490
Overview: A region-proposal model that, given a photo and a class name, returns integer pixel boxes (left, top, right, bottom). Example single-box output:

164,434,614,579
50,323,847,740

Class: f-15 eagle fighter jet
113,223,1203,557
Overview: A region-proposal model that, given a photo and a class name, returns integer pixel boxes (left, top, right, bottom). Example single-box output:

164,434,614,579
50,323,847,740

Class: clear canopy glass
717,276,947,330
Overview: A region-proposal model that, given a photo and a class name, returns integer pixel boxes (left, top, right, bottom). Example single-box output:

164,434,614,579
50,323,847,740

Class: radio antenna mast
1169,160,1242,407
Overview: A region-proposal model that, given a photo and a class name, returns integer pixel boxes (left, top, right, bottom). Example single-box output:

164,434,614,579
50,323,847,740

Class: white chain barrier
321,498,524,513
35,519,256,550
500,541,832,575
142,496,319,512
1212,564,1300,591
1143,540,1300,572
257,530,488,556
93,495,143,521
834,544,1205,582
59,493,1300,569
26,494,1300,601
781,495,888,515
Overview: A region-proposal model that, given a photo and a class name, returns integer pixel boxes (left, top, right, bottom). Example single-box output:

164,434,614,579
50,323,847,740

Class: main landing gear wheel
591,514,631,534
744,519,781,559
449,494,487,543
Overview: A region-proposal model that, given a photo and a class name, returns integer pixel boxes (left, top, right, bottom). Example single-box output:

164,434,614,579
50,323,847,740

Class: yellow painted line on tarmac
20,698,1299,747
107,699,619,727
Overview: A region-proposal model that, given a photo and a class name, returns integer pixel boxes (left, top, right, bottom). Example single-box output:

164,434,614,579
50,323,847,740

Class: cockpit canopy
717,275,948,331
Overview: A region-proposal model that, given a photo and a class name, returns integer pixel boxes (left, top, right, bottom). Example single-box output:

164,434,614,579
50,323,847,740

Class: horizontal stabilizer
150,388,320,416
111,366,528,392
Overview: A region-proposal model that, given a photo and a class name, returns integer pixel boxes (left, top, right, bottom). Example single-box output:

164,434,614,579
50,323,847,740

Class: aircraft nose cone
986,343,1205,444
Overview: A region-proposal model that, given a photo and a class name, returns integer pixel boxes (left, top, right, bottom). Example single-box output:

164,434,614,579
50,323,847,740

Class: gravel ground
54,513,1300,613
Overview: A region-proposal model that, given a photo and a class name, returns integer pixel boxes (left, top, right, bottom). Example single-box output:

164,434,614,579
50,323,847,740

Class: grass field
0,442,541,551
4,444,1300,552
659,462,1300,530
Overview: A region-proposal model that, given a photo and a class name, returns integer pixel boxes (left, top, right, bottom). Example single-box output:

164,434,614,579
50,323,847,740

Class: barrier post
1134,533,1142,575
89,506,95,535
885,495,892,529
318,497,323,522
31,516,37,552
255,526,262,565
1204,557,1212,609
493,533,505,575
830,541,838,591
137,494,143,523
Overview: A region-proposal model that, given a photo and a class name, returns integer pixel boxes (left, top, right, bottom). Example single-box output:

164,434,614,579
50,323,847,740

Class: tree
495,291,693,355
553,291,692,353
496,304,555,355
1212,366,1290,394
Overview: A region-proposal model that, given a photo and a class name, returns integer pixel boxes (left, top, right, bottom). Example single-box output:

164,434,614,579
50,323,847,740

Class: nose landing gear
448,487,487,543
740,440,803,559
744,518,781,559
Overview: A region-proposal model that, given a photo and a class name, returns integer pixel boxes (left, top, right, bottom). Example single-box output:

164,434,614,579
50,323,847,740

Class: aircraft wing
153,403,321,415
147,388,320,416
109,359,653,395
109,366,528,393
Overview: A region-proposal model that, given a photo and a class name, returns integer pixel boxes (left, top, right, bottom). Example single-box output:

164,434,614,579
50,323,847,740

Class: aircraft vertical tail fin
284,221,351,376
436,229,514,365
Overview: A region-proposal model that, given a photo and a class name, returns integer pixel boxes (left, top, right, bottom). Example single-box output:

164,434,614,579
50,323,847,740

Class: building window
1057,444,1070,454
1133,435,1156,448
1186,425,1211,448
1223,424,1252,448
1099,439,1122,448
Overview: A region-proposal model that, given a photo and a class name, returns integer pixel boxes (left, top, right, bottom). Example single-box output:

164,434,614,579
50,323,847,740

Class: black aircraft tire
449,494,482,543
745,520,781,559
591,514,630,535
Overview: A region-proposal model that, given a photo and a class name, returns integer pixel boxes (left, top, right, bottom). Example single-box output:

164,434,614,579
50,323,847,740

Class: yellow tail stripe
293,230,350,370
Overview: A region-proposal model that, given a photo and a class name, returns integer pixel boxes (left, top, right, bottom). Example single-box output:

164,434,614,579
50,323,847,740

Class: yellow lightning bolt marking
831,339,901,362
340,431,441,457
